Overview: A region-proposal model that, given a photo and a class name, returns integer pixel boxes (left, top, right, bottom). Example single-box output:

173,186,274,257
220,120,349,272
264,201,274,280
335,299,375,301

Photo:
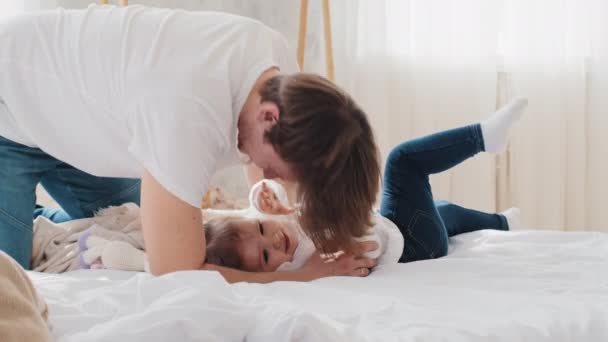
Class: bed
31,229,608,341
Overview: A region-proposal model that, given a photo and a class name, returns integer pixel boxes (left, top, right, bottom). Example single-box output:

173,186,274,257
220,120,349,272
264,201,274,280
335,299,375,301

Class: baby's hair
204,216,246,270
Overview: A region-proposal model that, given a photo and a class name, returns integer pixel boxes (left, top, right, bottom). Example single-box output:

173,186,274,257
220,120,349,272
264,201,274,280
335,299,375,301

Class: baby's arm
249,180,294,215
245,164,298,204
202,181,284,221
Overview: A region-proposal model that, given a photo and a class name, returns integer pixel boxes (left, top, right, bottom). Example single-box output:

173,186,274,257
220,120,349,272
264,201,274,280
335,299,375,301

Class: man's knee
0,209,33,269
79,179,141,217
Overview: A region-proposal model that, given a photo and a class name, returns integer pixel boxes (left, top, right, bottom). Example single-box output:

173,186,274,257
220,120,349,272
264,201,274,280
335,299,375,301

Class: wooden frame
297,0,309,71
297,0,335,81
99,0,128,6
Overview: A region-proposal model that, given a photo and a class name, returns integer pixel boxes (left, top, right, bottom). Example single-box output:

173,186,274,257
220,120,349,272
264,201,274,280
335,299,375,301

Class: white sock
481,97,528,153
501,207,522,230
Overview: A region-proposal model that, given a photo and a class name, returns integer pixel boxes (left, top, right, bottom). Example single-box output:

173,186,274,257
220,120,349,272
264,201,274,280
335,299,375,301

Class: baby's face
233,217,299,272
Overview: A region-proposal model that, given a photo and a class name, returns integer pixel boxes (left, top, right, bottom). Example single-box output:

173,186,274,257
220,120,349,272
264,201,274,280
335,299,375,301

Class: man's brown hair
259,73,381,254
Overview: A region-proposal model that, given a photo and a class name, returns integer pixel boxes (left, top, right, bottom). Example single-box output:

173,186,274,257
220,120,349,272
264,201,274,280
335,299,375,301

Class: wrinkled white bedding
30,230,608,342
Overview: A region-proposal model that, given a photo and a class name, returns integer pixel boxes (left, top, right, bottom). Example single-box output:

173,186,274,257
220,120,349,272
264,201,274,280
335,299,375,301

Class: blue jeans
380,124,508,263
0,136,140,269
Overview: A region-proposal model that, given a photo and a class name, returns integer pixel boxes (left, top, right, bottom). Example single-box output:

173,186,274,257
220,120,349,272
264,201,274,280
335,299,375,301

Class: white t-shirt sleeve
232,24,300,115
273,30,300,75
127,95,227,207
354,214,404,266
374,215,405,265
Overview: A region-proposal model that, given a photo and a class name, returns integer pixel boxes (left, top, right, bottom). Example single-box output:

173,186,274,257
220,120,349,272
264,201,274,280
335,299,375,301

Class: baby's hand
257,182,294,215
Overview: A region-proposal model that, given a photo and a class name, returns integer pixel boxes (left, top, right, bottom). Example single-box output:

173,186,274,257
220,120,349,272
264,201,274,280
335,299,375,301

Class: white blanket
30,230,608,342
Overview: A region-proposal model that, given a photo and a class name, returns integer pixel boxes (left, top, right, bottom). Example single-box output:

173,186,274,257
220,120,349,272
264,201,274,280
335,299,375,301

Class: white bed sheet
31,230,608,342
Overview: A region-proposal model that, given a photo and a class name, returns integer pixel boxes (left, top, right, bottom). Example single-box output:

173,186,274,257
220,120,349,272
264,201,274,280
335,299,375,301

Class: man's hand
300,241,379,280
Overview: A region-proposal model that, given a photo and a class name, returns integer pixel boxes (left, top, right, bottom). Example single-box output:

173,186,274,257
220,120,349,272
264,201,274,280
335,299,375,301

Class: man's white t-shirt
0,5,298,207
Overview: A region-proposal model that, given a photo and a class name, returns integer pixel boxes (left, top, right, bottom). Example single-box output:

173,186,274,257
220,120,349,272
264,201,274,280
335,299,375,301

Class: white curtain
330,0,608,231
0,1,24,19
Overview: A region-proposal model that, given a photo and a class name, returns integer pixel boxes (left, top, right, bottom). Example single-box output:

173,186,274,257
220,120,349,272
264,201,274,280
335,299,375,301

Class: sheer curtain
0,1,24,19
330,0,608,231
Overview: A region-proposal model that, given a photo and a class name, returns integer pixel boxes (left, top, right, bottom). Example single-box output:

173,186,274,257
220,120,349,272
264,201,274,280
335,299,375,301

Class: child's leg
383,97,527,176
384,124,485,176
380,124,484,262
380,98,527,262
434,200,508,237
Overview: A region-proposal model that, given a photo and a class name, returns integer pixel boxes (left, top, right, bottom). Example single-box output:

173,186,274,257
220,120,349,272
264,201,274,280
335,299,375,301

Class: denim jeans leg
0,137,57,269
380,151,449,263
434,200,509,237
380,124,486,263
37,161,140,221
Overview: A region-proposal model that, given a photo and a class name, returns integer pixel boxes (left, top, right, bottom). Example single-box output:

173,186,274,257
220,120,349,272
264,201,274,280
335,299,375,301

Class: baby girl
203,179,404,273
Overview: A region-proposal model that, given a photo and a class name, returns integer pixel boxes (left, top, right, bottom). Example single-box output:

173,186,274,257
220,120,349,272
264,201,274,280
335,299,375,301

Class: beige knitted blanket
0,251,51,342
32,203,145,273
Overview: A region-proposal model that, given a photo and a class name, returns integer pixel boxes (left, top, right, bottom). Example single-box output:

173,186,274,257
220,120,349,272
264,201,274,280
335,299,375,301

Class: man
0,5,379,281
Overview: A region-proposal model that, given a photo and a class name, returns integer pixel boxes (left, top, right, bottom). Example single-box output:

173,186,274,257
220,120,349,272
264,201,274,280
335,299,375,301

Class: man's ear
258,101,280,124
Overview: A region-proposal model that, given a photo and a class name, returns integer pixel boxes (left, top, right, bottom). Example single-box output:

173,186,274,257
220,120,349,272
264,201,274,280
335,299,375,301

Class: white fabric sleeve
354,214,404,266
127,95,227,207
374,214,404,265
232,25,299,119
271,30,300,74
354,232,383,260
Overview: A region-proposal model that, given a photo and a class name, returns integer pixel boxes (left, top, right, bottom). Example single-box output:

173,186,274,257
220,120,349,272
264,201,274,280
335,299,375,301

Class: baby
204,179,404,272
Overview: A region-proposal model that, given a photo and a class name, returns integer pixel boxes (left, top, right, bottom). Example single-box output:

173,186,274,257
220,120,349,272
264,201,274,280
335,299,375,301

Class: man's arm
201,264,314,284
141,169,206,275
